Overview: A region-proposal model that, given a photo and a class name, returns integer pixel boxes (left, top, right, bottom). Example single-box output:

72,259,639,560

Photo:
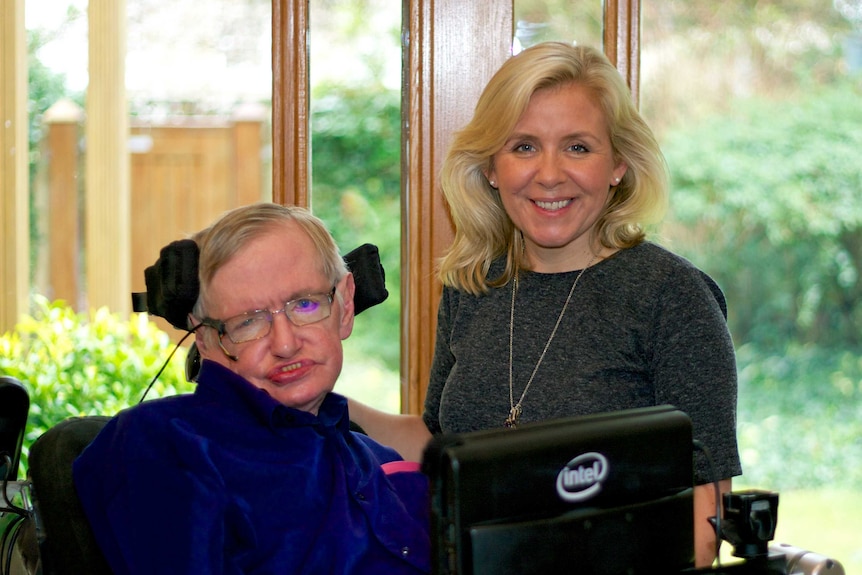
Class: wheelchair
1,242,387,575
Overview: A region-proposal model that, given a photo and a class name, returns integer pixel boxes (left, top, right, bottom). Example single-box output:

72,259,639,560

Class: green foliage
514,0,603,49
0,296,193,473
27,30,74,172
661,78,862,494
310,83,402,371
662,79,862,349
27,29,83,284
736,343,862,490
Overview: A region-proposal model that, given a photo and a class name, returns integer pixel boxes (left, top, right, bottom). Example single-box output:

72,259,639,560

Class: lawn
718,488,862,573
731,345,862,573
762,488,862,574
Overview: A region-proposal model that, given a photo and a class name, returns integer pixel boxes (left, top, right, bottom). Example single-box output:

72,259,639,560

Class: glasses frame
200,286,337,360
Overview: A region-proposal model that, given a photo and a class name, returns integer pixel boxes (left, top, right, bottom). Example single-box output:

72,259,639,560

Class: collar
195,359,351,433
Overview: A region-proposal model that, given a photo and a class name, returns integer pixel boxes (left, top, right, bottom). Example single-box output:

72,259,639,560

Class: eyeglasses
201,286,337,348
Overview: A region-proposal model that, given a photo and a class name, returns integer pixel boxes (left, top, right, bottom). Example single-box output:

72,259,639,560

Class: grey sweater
424,241,741,484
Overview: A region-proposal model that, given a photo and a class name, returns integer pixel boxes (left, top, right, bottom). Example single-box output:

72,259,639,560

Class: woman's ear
612,161,628,186
483,167,498,189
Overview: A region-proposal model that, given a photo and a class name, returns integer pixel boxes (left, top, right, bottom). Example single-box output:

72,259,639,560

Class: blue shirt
73,360,430,575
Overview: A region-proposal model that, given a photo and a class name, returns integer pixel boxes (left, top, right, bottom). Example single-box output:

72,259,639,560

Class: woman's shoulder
442,257,507,296
615,241,700,271
612,242,727,317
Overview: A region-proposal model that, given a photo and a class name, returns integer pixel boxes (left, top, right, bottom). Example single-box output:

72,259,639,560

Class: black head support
132,239,200,330
132,240,389,330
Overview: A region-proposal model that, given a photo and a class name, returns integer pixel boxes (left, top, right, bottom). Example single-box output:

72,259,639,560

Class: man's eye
293,298,321,313
233,314,264,330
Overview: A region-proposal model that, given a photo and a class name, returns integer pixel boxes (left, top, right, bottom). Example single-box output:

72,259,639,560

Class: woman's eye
513,143,535,153
567,144,588,153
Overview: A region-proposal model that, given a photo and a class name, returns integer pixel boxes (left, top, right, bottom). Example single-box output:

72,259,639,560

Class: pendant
505,405,522,429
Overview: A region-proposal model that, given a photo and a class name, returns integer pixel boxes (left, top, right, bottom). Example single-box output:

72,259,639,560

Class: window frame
270,0,638,414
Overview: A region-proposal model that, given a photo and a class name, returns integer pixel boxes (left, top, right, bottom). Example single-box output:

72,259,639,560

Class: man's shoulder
115,393,197,426
80,394,197,456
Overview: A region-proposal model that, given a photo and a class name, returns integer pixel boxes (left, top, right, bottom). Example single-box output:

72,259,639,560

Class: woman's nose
536,152,565,188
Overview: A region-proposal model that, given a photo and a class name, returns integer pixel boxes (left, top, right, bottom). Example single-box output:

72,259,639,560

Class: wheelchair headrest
131,241,389,331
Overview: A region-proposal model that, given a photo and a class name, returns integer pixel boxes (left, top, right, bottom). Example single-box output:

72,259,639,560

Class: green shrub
663,80,862,350
0,295,193,474
311,83,402,372
736,343,862,491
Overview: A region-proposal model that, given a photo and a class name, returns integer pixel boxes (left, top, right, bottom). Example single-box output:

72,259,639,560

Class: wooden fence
38,99,270,336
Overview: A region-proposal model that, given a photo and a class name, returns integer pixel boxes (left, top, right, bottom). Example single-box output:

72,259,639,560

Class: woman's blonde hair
439,42,668,294
191,202,347,320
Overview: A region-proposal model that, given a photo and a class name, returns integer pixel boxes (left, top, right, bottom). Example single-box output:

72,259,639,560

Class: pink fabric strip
381,460,422,475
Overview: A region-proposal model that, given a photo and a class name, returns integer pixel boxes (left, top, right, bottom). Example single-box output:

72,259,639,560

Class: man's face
197,222,355,415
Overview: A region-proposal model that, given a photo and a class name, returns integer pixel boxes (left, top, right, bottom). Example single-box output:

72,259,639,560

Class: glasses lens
286,293,332,326
219,290,334,343
224,311,271,343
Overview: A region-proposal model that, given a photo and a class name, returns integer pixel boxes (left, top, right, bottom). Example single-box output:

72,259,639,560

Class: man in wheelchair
70,203,429,574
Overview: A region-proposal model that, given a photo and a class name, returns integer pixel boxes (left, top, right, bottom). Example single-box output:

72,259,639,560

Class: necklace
506,254,598,428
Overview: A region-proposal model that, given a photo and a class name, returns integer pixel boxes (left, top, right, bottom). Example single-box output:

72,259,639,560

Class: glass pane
27,0,271,316
309,0,402,413
513,0,603,53
641,2,862,571
24,0,271,386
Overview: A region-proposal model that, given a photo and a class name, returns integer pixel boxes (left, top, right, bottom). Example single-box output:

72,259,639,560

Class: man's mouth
278,362,301,373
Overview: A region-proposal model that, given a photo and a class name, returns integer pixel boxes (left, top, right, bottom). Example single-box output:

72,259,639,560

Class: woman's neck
524,244,617,273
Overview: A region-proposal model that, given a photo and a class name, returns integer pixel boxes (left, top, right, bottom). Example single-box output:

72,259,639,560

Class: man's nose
269,311,300,354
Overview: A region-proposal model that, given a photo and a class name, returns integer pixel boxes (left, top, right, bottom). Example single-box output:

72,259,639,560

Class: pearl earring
614,177,621,183
489,180,497,188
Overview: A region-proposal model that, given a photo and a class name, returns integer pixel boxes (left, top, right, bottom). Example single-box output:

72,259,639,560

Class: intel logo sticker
556,452,609,502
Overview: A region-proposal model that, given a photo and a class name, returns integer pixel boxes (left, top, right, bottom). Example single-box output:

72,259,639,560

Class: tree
662,79,862,349
27,29,83,283
311,83,402,371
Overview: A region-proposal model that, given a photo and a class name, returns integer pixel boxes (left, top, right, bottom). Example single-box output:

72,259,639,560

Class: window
514,0,603,52
641,2,862,569
308,0,403,412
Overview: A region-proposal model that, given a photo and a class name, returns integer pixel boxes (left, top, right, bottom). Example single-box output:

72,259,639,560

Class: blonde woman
350,42,740,568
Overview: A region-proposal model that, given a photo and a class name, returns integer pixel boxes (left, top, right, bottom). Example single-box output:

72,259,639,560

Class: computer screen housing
421,405,695,575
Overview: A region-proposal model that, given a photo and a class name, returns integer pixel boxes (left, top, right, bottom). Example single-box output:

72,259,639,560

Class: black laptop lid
421,405,695,575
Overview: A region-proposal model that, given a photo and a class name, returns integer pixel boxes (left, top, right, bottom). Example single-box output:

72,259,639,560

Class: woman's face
196,223,355,415
486,82,627,271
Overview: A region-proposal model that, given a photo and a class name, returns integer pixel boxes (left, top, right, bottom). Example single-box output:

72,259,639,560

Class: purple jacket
74,360,430,574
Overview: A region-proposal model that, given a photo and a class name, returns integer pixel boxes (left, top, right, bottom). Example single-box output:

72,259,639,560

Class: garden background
2,0,861,570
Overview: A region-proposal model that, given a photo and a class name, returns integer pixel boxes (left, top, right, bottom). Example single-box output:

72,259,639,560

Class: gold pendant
505,405,522,428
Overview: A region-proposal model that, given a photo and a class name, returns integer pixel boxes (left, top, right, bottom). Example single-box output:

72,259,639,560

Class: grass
775,489,862,573
719,487,862,574
719,344,862,573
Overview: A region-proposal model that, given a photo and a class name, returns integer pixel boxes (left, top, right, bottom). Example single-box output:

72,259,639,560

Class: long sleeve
73,364,429,575
74,415,247,575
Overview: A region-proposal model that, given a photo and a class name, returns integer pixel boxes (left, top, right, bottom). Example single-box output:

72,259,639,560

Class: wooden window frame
271,0,638,414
